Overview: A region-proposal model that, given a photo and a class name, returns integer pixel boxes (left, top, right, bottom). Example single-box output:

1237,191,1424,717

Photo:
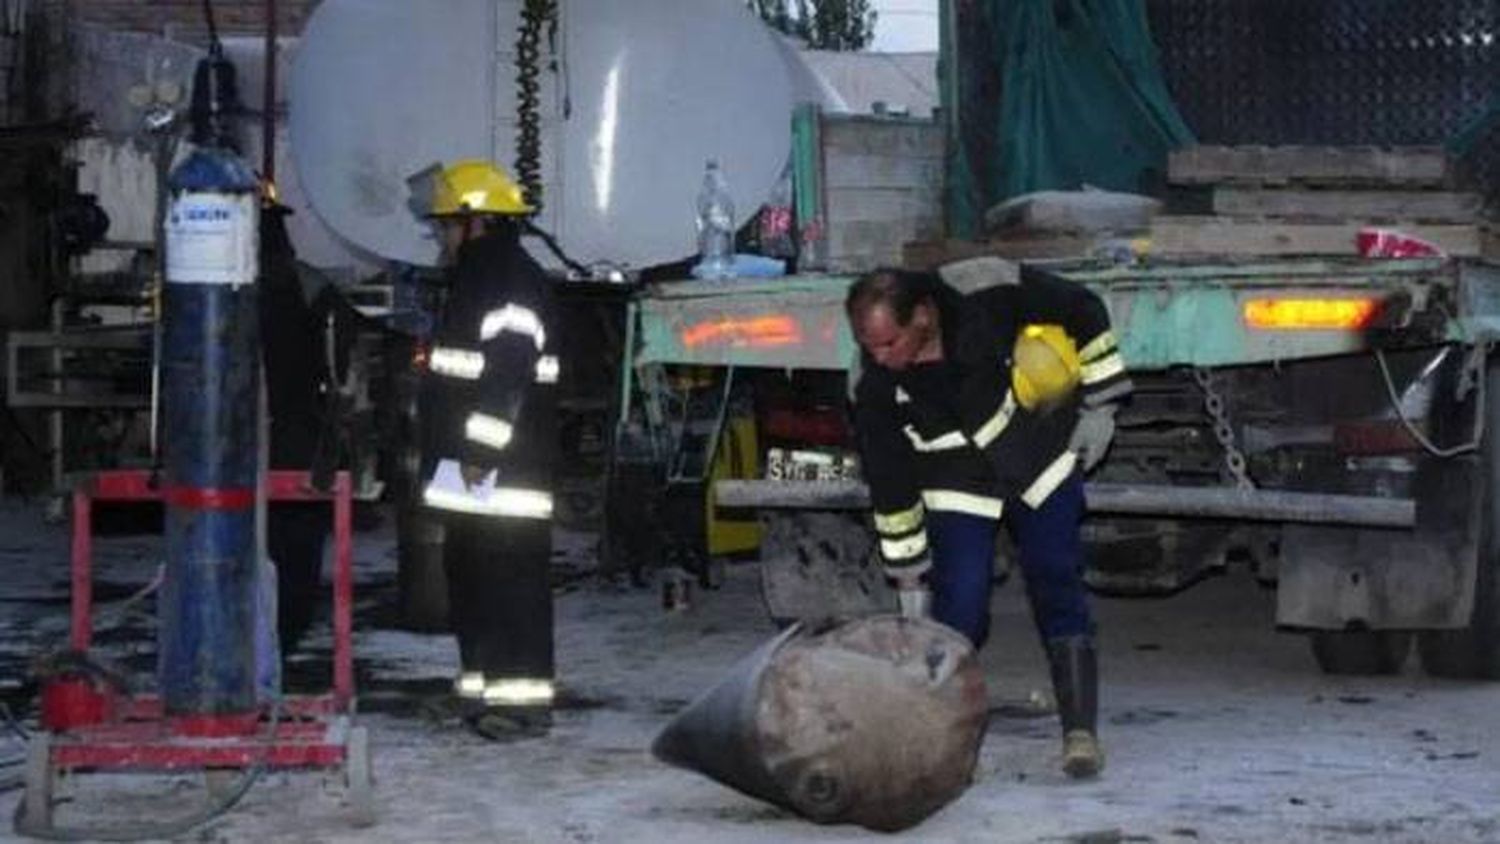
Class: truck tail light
681,315,801,348
1242,297,1379,331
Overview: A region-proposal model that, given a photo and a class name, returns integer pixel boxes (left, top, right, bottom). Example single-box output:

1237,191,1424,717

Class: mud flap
1276,453,1481,629
652,616,988,832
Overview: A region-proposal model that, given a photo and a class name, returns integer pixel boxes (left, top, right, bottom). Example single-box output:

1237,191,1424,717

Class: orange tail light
681,315,802,348
1242,298,1379,330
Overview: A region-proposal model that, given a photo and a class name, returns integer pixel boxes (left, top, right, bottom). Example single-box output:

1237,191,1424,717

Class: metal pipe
46,299,61,517
262,0,277,184
332,471,354,704
713,479,1416,529
938,0,962,237
1081,482,1414,528
70,486,92,651
716,479,869,510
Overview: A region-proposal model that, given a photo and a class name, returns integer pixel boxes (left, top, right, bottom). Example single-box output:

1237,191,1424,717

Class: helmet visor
405,161,450,219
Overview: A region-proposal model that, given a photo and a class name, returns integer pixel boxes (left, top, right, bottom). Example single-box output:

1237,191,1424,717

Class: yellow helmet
1011,323,1080,411
428,159,532,216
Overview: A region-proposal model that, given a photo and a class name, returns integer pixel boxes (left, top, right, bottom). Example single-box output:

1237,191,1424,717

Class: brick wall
61,0,320,37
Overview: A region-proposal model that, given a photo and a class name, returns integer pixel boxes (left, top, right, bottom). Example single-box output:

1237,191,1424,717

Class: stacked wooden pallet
1152,145,1494,258
902,232,1103,270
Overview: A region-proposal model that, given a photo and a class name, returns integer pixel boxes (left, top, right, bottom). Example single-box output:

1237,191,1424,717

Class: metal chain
1193,367,1255,490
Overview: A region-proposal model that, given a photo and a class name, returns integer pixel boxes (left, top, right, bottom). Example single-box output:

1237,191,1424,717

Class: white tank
289,0,844,271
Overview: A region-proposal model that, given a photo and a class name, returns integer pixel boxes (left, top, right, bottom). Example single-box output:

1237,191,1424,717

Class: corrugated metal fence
1147,0,1500,199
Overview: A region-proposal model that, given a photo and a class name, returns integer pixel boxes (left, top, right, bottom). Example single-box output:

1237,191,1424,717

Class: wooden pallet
1169,145,1452,188
1150,216,1485,258
902,233,1110,269
1211,187,1484,224
905,143,1496,264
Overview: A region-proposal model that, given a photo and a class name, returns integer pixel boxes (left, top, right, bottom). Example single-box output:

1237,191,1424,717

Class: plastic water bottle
695,158,735,280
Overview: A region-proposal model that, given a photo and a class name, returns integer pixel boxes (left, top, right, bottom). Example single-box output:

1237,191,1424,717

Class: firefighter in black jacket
411,159,558,739
845,260,1131,778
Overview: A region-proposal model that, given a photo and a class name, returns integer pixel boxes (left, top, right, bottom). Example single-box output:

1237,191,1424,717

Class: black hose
0,703,28,742
200,0,221,54
522,219,589,278
514,0,556,212
12,696,284,842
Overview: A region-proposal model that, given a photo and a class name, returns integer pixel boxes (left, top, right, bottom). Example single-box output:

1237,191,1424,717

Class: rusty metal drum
653,615,988,832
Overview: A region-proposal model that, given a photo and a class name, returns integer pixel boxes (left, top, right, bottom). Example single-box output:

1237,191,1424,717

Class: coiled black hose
514,0,557,213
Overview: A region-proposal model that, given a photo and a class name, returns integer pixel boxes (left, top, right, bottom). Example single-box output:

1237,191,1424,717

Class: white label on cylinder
165,192,259,285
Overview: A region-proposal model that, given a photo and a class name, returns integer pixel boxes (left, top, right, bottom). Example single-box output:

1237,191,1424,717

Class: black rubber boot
1045,635,1103,779
467,705,552,742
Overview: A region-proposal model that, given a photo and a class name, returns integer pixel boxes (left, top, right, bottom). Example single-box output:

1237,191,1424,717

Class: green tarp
943,0,1195,237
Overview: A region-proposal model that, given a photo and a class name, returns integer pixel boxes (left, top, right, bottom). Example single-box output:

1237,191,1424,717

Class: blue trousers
927,472,1092,648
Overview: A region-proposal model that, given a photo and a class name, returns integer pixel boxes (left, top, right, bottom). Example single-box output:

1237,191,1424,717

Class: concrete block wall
820,114,943,273
4,1,316,121
59,0,319,36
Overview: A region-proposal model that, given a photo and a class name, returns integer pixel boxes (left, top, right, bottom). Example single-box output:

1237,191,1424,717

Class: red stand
17,470,374,833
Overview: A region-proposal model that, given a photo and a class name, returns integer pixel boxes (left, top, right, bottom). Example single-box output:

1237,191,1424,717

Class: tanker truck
285,0,1500,680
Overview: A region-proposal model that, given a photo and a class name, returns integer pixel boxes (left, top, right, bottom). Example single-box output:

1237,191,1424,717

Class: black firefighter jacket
851,264,1130,568
419,227,557,519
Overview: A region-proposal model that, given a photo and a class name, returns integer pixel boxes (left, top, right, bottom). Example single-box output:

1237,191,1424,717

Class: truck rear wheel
1417,505,1500,678
1418,584,1500,679
1310,630,1411,676
1417,360,1500,679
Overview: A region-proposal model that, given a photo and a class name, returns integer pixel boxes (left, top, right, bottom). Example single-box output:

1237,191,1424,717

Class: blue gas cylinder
158,143,262,716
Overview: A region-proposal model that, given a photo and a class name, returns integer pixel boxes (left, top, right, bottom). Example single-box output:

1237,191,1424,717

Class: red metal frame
55,469,356,772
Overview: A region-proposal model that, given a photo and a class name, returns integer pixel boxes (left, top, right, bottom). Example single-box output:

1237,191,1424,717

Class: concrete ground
1,499,1498,843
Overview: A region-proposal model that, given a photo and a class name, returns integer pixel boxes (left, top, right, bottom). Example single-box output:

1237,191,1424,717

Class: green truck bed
630,257,1499,373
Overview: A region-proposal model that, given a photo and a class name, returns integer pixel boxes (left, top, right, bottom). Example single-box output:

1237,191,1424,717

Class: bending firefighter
845,260,1131,778
410,159,559,738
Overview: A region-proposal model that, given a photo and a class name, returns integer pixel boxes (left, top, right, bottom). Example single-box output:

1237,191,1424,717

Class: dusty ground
1,498,1499,843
